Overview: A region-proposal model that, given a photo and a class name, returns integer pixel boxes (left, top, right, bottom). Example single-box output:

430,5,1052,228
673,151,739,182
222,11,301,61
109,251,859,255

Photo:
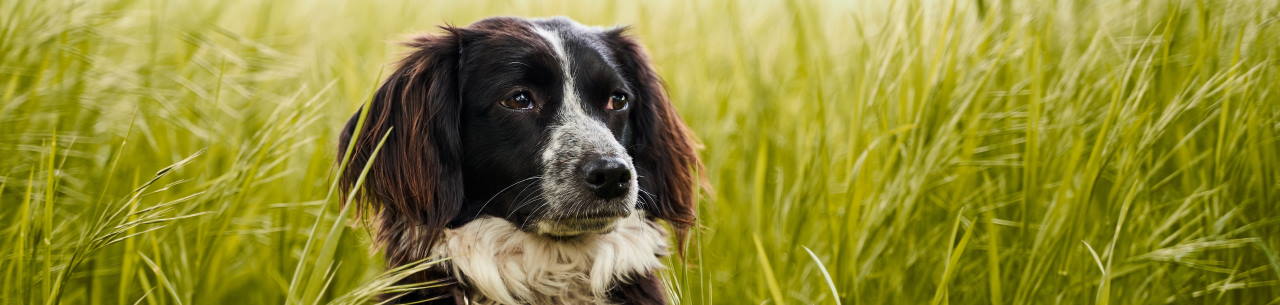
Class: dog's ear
338,27,470,266
605,28,704,248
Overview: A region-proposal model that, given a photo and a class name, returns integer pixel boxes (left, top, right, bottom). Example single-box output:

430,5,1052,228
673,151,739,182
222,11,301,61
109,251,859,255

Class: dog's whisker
505,188,545,219
521,200,553,229
507,186,540,211
496,179,543,219
472,176,543,218
636,188,658,209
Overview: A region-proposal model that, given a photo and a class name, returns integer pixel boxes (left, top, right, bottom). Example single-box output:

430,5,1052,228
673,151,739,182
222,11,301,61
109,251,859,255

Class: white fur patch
432,214,669,304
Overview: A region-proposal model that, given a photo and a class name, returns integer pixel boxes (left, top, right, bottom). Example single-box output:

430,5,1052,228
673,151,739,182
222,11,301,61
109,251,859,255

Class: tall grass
2,0,1278,304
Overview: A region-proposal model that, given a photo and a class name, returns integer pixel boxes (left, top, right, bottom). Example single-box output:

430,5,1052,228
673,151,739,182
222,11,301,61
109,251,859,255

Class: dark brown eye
606,92,629,111
501,91,535,110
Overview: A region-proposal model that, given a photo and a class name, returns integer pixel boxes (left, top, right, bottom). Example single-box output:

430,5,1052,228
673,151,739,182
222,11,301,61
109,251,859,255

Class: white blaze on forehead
529,23,625,146
531,25,591,126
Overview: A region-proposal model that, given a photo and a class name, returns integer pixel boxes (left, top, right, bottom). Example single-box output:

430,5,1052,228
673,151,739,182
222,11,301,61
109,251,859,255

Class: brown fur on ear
605,28,705,250
337,27,469,267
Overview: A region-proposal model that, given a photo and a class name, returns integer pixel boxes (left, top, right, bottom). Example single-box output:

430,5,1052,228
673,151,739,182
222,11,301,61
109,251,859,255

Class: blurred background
2,0,1279,304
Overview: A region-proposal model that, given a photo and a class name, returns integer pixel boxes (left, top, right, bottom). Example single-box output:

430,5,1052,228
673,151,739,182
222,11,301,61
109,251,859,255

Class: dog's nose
580,156,632,199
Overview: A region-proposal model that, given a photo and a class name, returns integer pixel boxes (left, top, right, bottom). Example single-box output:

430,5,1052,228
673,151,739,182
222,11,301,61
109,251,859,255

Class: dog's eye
606,92,629,111
501,91,535,110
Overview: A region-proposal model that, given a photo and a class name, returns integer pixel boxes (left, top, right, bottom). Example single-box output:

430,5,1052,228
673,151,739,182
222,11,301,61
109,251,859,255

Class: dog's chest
432,214,668,305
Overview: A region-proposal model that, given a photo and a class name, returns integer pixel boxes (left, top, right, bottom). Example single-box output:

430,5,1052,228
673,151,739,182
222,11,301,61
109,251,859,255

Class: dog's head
338,17,700,264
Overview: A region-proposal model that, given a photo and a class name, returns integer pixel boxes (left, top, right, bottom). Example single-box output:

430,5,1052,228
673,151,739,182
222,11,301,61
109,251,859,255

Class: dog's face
338,16,700,262
455,18,639,236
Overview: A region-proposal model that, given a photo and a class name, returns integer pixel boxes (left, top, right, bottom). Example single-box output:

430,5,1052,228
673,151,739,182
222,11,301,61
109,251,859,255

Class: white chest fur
432,214,669,305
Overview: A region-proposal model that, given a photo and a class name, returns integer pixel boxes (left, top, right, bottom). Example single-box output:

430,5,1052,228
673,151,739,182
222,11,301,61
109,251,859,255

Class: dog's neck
431,213,668,304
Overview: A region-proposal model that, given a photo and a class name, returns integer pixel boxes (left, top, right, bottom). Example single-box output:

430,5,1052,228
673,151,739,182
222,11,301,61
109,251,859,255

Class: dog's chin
535,217,625,239
532,202,634,239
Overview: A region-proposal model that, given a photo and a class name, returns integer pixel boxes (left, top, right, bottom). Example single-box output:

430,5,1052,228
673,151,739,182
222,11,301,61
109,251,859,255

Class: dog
337,16,702,304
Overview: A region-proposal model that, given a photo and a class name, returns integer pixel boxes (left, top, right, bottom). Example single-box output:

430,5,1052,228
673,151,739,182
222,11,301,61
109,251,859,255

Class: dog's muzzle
536,119,638,238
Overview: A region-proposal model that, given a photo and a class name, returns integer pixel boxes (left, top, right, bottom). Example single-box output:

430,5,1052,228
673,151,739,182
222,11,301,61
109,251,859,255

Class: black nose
580,157,632,199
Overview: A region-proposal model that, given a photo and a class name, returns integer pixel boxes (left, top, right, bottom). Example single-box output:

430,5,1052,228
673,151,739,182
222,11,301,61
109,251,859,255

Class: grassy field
3,0,1280,304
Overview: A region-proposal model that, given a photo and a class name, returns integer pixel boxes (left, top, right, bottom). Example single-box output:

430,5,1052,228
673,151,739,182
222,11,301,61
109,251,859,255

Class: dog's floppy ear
605,28,704,247
338,28,469,266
